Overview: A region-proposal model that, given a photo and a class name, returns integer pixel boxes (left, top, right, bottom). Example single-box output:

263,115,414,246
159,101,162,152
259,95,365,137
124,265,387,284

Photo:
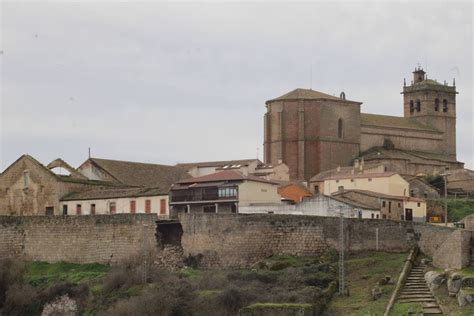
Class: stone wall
0,214,157,264
179,213,461,268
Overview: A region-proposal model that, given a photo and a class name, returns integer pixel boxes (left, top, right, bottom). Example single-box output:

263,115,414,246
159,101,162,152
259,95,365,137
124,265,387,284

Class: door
405,208,413,221
160,199,166,215
45,207,54,216
62,205,68,215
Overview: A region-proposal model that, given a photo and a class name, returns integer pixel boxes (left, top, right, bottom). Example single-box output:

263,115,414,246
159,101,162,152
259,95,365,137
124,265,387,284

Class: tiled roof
329,194,380,210
309,163,385,182
326,172,398,181
333,189,425,202
360,147,461,164
177,170,278,185
177,159,260,169
361,113,440,132
61,187,167,201
266,88,359,103
89,158,189,188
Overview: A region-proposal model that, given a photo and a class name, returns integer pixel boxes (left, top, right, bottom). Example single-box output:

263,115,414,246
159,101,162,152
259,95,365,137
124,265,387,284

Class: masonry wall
179,214,459,268
0,214,157,264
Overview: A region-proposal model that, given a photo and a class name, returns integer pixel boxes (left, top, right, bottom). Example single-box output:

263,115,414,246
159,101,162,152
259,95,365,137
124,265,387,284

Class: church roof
177,159,260,169
361,113,441,132
359,147,461,164
266,88,360,103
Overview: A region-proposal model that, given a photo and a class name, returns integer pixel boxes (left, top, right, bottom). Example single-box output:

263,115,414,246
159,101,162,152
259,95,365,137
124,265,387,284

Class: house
309,161,388,194
78,157,189,188
60,187,169,217
311,170,410,197
332,190,427,222
277,183,313,204
0,155,118,215
177,159,290,182
402,175,440,199
239,194,380,219
169,170,281,216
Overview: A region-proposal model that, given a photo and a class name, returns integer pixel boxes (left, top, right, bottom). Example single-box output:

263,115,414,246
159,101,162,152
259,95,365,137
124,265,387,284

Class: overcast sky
1,1,473,172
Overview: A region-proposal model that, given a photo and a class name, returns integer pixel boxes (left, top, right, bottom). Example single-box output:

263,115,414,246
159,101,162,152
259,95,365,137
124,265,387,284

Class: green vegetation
25,261,109,287
324,252,407,316
391,302,423,315
446,199,474,222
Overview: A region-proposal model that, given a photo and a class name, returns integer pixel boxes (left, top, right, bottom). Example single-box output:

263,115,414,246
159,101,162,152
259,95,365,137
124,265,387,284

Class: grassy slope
447,199,474,222
324,252,407,316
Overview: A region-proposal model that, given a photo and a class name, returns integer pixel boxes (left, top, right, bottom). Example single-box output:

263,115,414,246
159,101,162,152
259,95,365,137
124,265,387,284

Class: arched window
409,100,414,113
337,118,343,138
443,99,448,112
416,100,421,112
434,98,440,111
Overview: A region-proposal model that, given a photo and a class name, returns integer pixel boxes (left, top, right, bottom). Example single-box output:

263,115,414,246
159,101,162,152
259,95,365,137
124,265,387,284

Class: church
263,68,464,181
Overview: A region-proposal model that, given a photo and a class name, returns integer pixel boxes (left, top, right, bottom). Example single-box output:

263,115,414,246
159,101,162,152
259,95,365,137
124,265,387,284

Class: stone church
263,68,464,181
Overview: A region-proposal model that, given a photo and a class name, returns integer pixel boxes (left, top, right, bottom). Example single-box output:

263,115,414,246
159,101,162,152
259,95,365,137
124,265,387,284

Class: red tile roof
177,170,278,185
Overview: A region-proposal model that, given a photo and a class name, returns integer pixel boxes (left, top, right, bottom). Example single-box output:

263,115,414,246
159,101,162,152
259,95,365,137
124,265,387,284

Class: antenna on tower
88,147,91,159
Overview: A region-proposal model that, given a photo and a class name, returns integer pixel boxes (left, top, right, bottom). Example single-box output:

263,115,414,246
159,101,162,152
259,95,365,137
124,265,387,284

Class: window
218,187,237,198
160,199,166,215
338,186,344,191
410,190,415,197
416,100,421,112
417,202,421,207
443,99,448,112
368,178,372,182
424,193,428,198
350,179,354,182
383,214,387,219
371,213,374,219
62,205,68,216
314,185,319,193
337,118,343,138
336,180,339,183
382,201,386,207
76,204,82,215
23,171,29,188
376,214,379,219
398,202,401,207
435,98,440,111
45,207,54,216
409,100,414,113
109,202,116,214
130,200,136,214
90,204,96,215
231,204,237,213
145,200,151,214
203,205,216,213
388,201,392,212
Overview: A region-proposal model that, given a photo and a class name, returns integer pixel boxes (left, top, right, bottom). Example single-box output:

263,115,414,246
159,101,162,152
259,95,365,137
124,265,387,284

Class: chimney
360,158,365,171
277,159,283,164
354,159,359,168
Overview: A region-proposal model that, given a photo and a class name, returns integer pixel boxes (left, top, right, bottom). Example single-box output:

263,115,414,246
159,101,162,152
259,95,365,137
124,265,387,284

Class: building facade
264,68,463,181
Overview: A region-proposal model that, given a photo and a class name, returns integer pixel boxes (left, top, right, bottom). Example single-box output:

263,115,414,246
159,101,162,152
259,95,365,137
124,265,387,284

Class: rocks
420,258,431,265
372,285,383,300
447,273,463,297
461,276,474,288
457,289,474,307
424,271,446,291
378,275,393,286
154,245,184,270
41,295,77,316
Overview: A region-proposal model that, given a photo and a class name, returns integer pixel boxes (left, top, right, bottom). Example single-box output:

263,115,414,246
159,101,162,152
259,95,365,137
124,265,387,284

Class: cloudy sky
1,1,473,171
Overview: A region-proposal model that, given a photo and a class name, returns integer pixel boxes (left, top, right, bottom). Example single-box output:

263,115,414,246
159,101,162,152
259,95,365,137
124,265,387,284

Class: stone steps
395,262,443,315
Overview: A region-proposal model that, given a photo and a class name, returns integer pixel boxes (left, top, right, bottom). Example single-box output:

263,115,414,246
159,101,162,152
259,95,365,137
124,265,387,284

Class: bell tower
402,67,458,159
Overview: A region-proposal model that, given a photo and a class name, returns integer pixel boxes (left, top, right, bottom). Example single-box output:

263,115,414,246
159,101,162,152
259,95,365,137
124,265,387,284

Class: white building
60,187,169,217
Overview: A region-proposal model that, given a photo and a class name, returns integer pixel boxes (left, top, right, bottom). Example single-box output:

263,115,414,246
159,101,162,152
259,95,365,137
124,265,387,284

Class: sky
1,1,473,171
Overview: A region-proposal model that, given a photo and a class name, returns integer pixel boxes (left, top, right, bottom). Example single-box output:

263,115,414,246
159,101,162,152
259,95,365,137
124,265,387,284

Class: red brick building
263,68,463,181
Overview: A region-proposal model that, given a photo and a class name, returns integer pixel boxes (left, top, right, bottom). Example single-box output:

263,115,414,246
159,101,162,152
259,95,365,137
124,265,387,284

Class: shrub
217,287,254,313
0,258,25,308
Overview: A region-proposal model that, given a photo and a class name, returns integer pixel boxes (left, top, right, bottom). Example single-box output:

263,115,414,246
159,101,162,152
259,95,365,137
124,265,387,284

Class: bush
3,283,40,315
0,258,25,308
217,287,254,313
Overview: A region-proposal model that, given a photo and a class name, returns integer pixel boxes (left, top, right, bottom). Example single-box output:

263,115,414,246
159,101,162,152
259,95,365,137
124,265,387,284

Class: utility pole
338,206,345,295
440,172,451,226
142,224,149,283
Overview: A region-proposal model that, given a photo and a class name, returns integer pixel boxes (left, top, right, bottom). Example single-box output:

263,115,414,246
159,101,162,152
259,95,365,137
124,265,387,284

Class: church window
435,98,440,111
416,100,421,112
409,100,414,113
337,118,343,138
443,99,448,112
23,170,29,188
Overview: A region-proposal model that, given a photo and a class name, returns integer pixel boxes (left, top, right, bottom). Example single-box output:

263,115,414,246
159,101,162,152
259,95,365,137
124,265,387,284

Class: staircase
397,262,443,315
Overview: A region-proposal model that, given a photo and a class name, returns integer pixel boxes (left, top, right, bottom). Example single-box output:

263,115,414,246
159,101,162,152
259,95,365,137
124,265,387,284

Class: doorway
405,208,413,221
